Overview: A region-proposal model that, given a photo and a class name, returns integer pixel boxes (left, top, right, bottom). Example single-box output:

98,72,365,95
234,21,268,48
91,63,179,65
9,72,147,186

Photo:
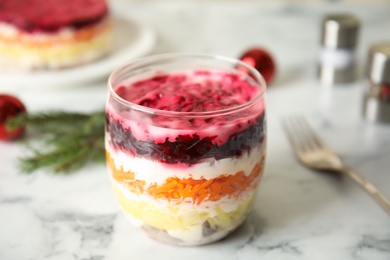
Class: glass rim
107,53,267,118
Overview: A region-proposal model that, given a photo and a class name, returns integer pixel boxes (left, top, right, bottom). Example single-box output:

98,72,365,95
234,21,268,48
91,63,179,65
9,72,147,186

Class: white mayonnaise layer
0,22,75,39
106,141,265,186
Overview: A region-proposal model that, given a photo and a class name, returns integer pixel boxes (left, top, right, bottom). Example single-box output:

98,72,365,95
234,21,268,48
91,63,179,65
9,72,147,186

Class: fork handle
343,167,390,216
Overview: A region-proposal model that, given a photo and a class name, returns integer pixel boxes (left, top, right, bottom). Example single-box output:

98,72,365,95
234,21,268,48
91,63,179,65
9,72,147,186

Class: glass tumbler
105,53,267,246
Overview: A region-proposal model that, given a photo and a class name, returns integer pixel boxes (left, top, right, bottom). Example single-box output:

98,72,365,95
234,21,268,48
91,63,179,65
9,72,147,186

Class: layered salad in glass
105,54,267,246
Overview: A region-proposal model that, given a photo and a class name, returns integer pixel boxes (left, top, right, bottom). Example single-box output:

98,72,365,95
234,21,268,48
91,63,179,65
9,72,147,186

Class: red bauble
239,47,276,85
0,94,26,140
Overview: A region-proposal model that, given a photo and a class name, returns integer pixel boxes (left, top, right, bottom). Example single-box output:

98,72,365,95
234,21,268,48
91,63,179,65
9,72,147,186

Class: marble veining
0,192,117,260
353,235,390,259
0,196,31,204
34,211,116,259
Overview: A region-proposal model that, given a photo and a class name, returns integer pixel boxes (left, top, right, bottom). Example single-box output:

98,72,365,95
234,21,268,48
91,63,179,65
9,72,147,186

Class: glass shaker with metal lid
318,14,360,85
362,43,390,123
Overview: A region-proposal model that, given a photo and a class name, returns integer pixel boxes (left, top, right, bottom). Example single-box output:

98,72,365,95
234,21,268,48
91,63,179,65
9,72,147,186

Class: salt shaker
362,43,390,123
318,14,360,85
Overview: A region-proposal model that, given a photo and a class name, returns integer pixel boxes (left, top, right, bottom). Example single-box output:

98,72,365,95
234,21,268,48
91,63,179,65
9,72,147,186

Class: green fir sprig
7,110,106,173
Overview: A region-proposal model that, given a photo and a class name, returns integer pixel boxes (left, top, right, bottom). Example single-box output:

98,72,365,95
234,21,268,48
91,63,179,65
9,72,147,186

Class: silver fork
282,115,390,216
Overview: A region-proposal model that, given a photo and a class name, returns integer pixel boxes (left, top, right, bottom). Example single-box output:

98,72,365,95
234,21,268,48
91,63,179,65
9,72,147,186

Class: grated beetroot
0,0,108,33
107,70,265,164
116,71,259,113
107,113,265,165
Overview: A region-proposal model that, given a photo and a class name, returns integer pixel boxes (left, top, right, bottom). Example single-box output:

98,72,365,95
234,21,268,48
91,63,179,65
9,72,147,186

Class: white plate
0,15,156,89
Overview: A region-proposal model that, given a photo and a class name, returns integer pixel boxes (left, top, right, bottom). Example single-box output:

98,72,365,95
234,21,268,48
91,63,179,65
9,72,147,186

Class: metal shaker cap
321,14,360,48
366,43,390,84
363,43,390,123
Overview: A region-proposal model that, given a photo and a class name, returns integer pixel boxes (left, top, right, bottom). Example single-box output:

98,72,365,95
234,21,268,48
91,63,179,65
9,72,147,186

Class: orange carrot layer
106,150,265,204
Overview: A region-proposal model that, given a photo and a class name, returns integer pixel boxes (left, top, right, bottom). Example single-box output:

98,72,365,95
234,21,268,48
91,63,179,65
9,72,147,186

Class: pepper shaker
362,43,390,123
318,14,360,85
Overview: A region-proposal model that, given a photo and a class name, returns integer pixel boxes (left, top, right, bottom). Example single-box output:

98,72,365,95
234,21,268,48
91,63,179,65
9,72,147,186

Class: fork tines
282,115,327,153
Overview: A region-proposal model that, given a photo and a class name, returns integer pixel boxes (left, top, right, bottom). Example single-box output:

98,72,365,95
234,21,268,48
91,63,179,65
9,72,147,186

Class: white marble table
1,2,390,260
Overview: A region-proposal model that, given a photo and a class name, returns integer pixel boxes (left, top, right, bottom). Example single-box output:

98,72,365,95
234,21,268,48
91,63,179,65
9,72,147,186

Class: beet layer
106,112,265,165
0,0,108,33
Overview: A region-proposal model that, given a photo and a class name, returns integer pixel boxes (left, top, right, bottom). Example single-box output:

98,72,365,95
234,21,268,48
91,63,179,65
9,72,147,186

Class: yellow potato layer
113,183,256,231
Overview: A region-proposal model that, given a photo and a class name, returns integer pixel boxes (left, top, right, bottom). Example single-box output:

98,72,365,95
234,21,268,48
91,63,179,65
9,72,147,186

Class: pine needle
7,110,106,173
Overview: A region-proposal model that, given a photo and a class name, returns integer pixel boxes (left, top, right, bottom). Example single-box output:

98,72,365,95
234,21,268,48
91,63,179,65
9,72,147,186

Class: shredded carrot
106,150,265,204
106,150,146,193
106,150,135,181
